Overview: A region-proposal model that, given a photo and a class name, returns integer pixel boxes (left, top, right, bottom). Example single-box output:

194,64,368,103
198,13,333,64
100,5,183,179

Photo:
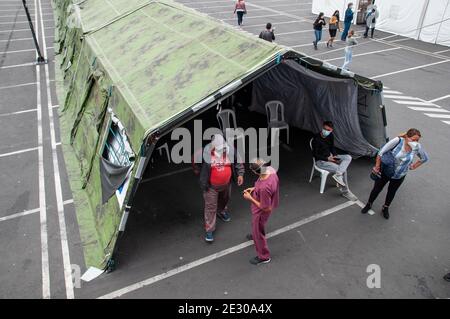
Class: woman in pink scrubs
243,159,280,265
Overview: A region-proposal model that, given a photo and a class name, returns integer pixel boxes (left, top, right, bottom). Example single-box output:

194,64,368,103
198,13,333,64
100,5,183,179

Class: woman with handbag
234,0,247,27
361,128,429,219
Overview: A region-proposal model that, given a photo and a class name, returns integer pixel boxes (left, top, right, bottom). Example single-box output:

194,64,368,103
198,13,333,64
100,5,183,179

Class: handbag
380,139,401,178
380,151,396,178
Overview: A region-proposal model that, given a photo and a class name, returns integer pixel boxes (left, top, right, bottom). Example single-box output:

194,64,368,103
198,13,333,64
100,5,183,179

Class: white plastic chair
309,138,330,194
216,108,245,149
265,101,289,145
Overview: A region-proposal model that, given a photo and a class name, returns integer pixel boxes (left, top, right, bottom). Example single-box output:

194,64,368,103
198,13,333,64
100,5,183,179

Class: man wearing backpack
259,23,275,42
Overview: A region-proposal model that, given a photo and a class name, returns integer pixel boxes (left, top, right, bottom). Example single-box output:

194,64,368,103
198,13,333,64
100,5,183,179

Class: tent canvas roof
84,0,284,137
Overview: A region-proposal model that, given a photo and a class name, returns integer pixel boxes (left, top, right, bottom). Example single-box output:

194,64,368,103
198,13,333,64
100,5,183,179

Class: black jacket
259,30,275,42
312,133,337,161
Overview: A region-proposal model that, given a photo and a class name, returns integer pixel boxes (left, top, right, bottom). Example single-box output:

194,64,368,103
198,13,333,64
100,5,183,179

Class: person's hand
372,165,381,174
243,191,253,201
328,155,337,163
244,187,254,193
237,175,244,186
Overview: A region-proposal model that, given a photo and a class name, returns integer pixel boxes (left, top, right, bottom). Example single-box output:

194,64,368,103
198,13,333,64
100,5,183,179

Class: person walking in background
341,30,358,70
361,129,429,219
234,0,247,27
327,10,341,48
341,2,354,41
193,134,245,243
243,159,279,265
313,12,326,50
312,121,357,201
364,5,379,38
259,22,275,42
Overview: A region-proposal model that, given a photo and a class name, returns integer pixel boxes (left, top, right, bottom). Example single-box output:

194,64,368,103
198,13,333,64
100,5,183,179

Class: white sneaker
332,173,346,187
342,191,357,201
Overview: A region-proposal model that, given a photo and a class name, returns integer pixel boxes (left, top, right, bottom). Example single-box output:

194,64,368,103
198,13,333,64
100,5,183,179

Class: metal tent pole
22,0,46,64
435,0,450,44
417,0,431,40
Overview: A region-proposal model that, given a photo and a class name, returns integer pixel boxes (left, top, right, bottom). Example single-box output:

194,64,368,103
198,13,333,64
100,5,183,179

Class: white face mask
408,141,419,150
322,129,331,137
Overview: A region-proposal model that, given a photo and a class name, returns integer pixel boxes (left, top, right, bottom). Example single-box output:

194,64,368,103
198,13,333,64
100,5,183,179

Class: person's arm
243,187,272,213
235,162,245,186
272,31,275,40
346,9,352,21
259,31,263,39
312,137,329,162
234,3,237,14
329,134,337,156
410,146,429,170
378,137,400,157
191,148,203,175
233,147,245,185
373,137,400,172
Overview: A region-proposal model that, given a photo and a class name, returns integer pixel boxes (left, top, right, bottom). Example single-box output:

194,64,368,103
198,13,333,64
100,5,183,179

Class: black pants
368,174,405,206
237,12,244,25
364,26,375,38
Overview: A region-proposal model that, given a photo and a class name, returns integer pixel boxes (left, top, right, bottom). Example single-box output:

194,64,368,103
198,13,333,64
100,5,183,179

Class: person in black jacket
192,134,245,243
311,121,357,200
259,22,275,42
313,12,326,50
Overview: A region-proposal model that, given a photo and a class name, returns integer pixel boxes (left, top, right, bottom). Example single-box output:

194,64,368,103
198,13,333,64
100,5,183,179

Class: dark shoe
382,206,390,219
205,232,214,243
217,211,231,222
249,256,271,265
444,273,450,282
326,42,329,48
246,233,253,240
361,202,372,214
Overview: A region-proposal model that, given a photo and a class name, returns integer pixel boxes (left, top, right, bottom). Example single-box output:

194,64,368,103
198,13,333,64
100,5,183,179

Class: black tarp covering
250,59,378,157
100,157,131,204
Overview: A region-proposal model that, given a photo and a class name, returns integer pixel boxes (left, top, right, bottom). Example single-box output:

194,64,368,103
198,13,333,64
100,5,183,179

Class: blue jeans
342,47,353,70
316,154,352,192
341,21,351,40
237,11,244,25
314,30,322,45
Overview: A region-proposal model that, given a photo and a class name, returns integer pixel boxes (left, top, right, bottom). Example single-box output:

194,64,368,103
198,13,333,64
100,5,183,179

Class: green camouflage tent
53,0,387,270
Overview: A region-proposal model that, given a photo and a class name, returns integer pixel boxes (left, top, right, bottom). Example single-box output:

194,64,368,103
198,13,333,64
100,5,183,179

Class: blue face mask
322,129,331,137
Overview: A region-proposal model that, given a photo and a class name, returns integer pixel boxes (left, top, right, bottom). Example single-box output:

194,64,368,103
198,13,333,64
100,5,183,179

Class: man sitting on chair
311,121,357,201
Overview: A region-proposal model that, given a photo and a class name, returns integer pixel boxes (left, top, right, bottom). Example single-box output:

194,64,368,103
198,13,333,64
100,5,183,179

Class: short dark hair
266,23,272,30
323,121,333,128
